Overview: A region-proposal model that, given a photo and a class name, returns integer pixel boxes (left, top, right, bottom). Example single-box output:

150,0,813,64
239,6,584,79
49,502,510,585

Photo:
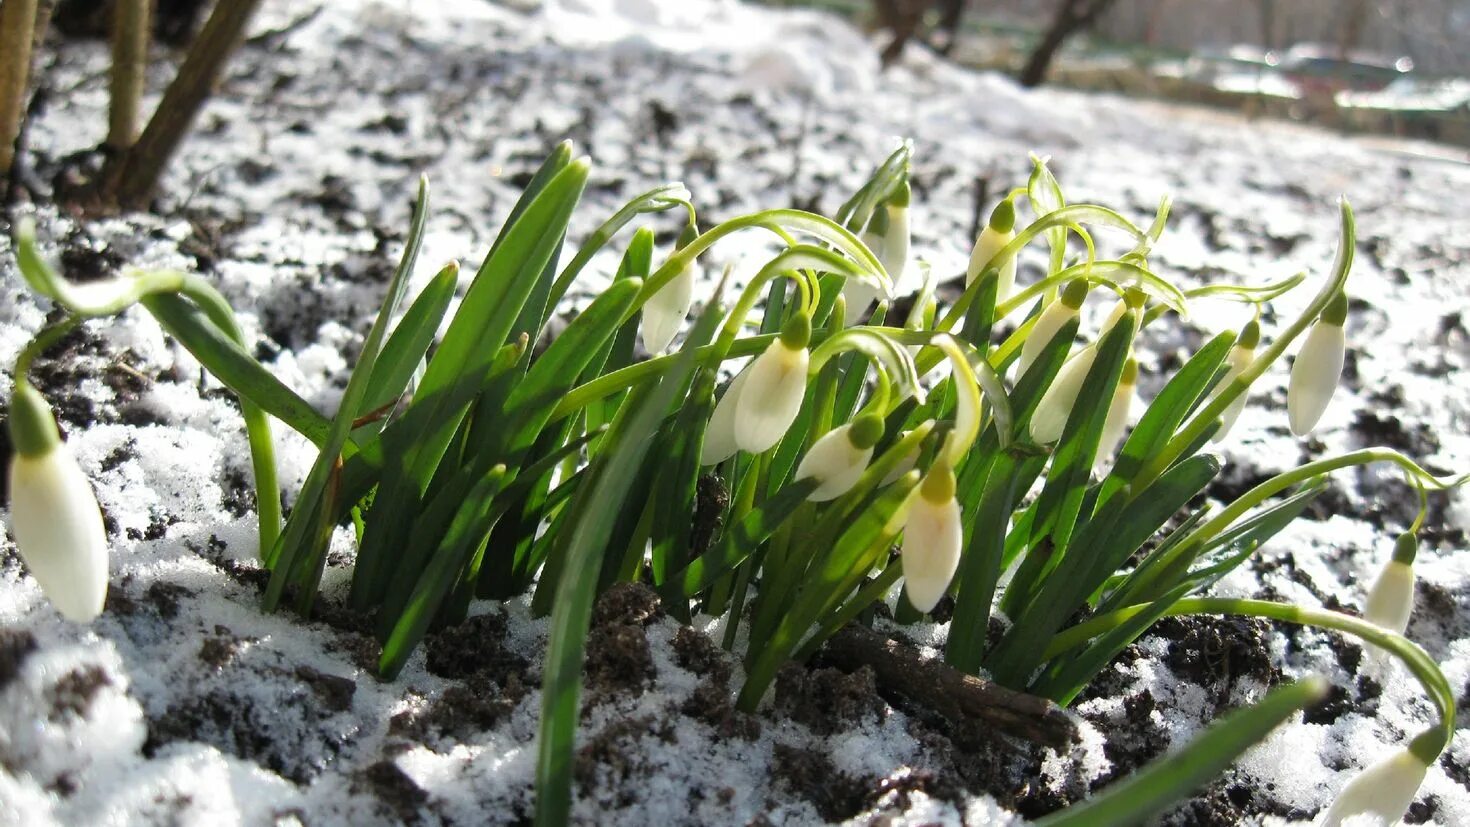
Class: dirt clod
423,609,526,681
773,662,886,736
0,628,38,692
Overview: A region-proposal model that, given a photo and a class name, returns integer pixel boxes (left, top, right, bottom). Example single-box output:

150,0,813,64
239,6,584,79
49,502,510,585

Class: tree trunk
1017,0,1120,88
105,0,263,208
0,0,41,175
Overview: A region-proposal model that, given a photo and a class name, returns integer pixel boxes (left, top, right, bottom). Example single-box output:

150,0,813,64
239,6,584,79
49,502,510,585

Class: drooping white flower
966,198,1017,302
880,180,912,294
640,224,699,354
700,368,750,466
6,382,109,622
793,415,882,501
1317,744,1430,827
1017,278,1088,377
732,315,811,455
1210,319,1260,442
1030,344,1097,444
901,462,962,613
1364,533,1418,635
1095,357,1137,469
1288,292,1347,436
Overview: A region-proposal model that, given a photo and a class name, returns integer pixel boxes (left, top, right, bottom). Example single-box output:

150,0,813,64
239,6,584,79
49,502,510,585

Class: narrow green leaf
358,261,458,422
534,269,727,827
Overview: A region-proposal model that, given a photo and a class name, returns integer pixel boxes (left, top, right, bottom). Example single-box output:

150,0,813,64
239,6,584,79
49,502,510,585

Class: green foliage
13,142,1468,827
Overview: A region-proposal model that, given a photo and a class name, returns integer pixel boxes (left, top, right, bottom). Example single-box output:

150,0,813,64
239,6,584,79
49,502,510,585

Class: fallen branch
816,623,1078,749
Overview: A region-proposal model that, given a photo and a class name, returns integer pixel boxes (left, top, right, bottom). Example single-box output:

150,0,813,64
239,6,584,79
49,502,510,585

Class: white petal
1288,322,1345,436
966,226,1015,297
699,368,750,466
1318,748,1428,827
1095,380,1134,470
8,447,110,622
1017,300,1074,377
734,342,809,454
794,425,873,501
881,438,921,486
882,205,911,294
840,278,880,327
1364,560,1414,635
640,262,695,354
1210,346,1254,442
901,494,962,613
1030,345,1096,444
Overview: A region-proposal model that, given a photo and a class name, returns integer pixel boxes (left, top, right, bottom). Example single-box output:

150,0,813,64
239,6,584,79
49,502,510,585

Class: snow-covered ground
2,0,1469,824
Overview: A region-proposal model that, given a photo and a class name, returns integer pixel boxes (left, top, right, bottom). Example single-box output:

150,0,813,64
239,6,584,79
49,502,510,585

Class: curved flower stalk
640,221,699,354
1210,317,1260,441
1365,532,1418,635
1018,278,1089,376
1288,291,1348,436
1095,357,1138,469
1318,732,1436,827
895,334,986,612
967,197,1017,302
794,414,884,501
6,329,109,623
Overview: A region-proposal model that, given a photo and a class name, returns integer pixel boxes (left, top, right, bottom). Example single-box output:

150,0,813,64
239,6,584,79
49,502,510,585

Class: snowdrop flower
842,206,891,324
1030,344,1097,445
1017,278,1088,376
640,222,699,354
966,197,1017,302
901,460,962,613
699,368,750,466
1030,294,1139,444
880,180,911,294
1095,357,1137,469
1317,735,1435,827
793,414,883,501
1364,533,1417,635
1288,292,1347,436
6,381,109,622
721,314,811,456
1210,318,1260,441
880,430,921,486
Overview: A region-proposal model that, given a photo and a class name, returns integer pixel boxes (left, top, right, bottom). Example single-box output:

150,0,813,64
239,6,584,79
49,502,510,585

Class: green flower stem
1141,272,1308,326
1127,449,1467,602
1131,201,1356,493
792,559,903,661
539,184,692,327
1045,596,1456,755
550,333,776,421
631,208,887,314
808,327,919,405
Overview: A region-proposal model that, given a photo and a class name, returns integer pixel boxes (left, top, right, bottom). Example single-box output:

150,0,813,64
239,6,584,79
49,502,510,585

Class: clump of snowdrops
8,142,1467,826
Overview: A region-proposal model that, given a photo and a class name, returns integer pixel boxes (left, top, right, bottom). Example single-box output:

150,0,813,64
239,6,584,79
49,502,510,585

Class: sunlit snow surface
3,0,1470,824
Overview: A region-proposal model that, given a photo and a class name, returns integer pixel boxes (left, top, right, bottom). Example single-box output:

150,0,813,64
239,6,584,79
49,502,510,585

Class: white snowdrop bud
1210,319,1260,442
880,181,912,294
700,367,750,466
1288,292,1347,437
640,223,699,354
733,315,811,455
6,382,109,622
794,415,883,501
1018,278,1088,377
966,198,1017,302
1317,740,1432,827
901,462,962,613
1364,533,1417,635
1030,344,1097,445
1095,358,1137,469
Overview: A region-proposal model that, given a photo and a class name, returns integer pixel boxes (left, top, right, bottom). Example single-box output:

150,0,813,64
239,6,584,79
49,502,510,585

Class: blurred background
764,0,1470,147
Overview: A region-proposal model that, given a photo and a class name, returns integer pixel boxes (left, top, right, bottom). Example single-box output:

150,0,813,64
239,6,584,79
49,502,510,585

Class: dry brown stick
0,0,40,174
108,0,264,207
817,623,1078,749
107,0,152,152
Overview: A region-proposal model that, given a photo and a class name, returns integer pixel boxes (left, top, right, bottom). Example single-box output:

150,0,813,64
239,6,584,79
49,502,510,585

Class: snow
3,0,1470,824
